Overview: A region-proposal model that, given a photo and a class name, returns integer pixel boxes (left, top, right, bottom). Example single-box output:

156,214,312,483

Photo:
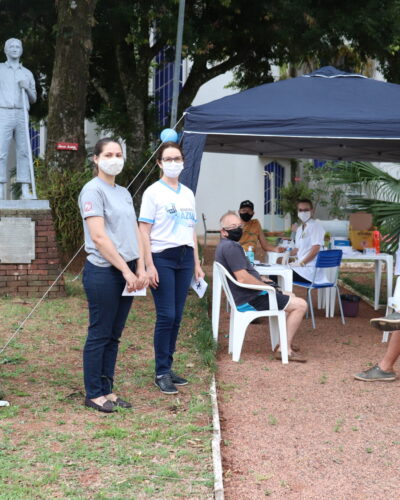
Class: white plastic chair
382,276,400,342
214,262,289,364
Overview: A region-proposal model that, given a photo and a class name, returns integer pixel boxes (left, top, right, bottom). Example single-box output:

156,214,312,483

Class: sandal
274,351,307,363
274,344,300,353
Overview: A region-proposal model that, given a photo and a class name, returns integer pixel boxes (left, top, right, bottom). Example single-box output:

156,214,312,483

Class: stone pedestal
0,200,66,298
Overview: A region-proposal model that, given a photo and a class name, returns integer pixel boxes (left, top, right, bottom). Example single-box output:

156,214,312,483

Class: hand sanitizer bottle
247,245,255,265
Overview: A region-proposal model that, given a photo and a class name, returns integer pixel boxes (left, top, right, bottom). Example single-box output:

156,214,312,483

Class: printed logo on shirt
84,201,93,212
164,203,195,232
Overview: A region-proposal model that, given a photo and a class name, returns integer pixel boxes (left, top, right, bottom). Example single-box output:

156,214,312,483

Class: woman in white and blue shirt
139,141,204,395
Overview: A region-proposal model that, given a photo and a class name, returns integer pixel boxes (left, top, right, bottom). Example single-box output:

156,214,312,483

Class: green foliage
329,161,400,252
185,291,217,372
279,182,313,223
35,158,92,257
302,161,349,219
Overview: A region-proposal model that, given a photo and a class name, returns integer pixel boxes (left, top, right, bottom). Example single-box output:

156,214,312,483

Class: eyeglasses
223,223,244,231
161,156,183,162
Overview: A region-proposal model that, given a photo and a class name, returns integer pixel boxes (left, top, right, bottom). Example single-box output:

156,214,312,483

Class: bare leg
379,330,400,372
284,296,308,354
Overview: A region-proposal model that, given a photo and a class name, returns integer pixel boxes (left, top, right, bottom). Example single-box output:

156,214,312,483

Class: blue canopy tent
180,66,400,192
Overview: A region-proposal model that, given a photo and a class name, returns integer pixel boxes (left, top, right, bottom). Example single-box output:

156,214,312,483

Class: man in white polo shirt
290,199,325,284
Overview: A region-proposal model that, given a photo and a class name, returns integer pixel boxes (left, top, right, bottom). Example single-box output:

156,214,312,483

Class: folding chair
214,262,289,364
293,250,345,329
202,213,219,247
382,276,400,342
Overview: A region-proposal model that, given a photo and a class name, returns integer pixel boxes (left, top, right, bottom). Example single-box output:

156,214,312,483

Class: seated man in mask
215,211,308,362
290,199,326,284
238,199,284,254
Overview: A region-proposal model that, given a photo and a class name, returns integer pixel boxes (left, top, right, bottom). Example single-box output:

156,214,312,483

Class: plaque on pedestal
0,217,35,263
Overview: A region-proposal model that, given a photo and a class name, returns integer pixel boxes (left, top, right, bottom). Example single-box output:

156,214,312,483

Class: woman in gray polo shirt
79,138,148,413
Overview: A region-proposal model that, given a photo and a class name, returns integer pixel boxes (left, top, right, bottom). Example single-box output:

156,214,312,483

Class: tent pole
170,0,186,128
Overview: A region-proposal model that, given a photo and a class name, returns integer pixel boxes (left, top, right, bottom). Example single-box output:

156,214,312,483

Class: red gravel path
216,290,400,500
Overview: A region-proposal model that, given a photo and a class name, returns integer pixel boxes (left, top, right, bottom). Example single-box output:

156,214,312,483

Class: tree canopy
1,0,400,167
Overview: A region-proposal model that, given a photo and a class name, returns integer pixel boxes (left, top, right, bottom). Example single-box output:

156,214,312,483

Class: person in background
290,199,325,283
79,138,148,413
139,141,204,395
354,315,400,382
239,199,285,254
216,211,308,362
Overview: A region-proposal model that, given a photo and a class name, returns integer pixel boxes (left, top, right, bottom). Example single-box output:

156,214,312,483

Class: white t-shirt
138,180,197,253
292,218,326,283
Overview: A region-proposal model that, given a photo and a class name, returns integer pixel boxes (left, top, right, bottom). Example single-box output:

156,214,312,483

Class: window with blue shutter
264,162,284,215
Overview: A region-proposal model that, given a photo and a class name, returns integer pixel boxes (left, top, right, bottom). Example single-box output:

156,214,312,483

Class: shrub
35,158,92,259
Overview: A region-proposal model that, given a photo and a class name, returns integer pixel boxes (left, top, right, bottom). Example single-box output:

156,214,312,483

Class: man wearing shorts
215,211,308,362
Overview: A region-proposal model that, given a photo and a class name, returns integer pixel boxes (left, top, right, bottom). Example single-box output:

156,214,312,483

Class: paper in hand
122,284,147,296
190,276,208,298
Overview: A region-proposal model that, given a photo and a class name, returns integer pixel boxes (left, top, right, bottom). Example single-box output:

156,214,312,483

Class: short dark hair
156,141,183,162
297,198,313,209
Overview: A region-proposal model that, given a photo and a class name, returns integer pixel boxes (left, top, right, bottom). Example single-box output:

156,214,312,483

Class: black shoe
84,397,115,413
170,370,188,386
154,374,178,394
112,397,133,409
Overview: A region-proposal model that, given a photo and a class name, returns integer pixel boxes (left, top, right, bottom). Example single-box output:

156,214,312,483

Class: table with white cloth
321,252,393,316
212,262,293,340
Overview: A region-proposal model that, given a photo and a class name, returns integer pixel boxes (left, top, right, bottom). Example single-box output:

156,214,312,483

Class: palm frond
329,161,400,203
348,197,400,252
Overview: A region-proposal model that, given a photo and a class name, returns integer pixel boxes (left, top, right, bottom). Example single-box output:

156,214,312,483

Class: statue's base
0,202,65,298
0,200,50,210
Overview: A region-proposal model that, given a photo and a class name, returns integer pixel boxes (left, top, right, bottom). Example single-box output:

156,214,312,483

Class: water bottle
282,244,292,265
246,245,255,265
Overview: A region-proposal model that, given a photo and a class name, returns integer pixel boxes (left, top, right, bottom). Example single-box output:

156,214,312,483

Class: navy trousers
151,246,194,376
82,259,135,399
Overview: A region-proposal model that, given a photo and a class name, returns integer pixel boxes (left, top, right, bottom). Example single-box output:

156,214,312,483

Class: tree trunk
46,0,97,170
113,38,156,206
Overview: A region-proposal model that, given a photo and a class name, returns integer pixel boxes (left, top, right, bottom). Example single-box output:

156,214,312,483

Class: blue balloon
160,128,178,143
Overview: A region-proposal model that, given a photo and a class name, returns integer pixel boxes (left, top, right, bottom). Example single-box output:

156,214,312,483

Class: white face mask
298,211,311,223
161,161,184,178
98,157,124,176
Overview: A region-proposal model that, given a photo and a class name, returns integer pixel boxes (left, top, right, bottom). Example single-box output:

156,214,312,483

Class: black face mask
239,213,253,222
225,227,243,242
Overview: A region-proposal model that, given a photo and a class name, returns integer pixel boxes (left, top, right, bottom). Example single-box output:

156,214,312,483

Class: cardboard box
349,230,374,250
348,212,374,250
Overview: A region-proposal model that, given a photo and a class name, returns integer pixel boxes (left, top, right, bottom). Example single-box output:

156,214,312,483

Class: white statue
0,38,37,200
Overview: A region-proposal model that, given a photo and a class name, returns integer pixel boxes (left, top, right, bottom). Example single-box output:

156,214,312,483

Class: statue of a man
0,38,37,200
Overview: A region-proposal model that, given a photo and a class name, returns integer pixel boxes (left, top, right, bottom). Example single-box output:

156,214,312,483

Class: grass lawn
0,274,215,499
340,271,387,304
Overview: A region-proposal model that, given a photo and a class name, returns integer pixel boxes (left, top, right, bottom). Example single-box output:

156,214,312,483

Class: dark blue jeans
82,259,136,399
151,246,194,376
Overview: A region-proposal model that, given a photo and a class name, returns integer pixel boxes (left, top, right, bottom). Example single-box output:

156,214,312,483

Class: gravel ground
215,286,400,500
